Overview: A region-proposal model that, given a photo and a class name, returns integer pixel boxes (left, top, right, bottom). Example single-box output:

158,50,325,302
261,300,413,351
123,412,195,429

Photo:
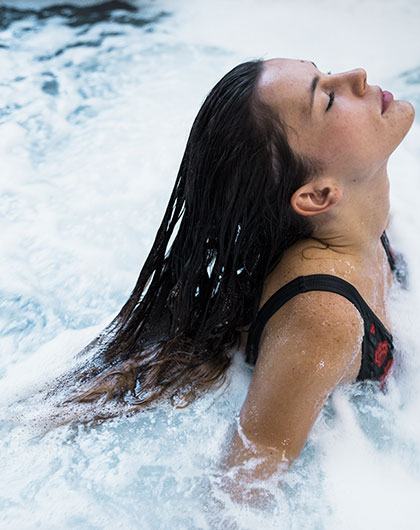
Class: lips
381,89,394,114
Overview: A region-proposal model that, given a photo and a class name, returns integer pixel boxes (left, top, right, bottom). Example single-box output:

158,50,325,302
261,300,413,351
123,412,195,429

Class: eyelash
326,91,335,111
325,71,334,111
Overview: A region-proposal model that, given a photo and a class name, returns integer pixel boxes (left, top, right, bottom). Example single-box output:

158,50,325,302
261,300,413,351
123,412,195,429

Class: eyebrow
309,75,320,113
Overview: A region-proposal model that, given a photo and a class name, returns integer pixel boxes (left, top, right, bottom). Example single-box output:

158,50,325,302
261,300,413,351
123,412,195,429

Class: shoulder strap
245,274,377,365
381,232,396,271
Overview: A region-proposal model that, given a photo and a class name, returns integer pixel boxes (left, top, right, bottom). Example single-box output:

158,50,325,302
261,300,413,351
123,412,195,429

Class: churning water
1,1,420,528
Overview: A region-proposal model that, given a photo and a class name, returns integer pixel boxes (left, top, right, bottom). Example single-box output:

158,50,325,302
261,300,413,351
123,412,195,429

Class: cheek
316,115,381,173
317,121,358,165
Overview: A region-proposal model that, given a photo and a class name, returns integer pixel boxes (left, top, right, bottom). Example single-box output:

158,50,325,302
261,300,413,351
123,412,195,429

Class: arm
225,290,364,484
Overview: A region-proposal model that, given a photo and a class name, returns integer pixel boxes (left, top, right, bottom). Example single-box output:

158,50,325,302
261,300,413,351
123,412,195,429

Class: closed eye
326,92,335,111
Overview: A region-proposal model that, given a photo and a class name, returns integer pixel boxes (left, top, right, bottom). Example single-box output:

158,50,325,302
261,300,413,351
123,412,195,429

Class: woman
64,57,414,478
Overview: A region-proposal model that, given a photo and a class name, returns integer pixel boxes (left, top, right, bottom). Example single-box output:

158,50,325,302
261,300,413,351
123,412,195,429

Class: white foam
1,0,420,528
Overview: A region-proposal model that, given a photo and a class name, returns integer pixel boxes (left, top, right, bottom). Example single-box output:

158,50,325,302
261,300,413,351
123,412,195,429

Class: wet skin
226,58,415,487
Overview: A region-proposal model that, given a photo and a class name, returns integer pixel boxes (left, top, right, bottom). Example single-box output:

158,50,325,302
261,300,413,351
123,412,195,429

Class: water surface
1,1,420,528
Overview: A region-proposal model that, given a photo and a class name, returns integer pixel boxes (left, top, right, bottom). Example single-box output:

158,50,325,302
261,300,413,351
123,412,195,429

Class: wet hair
64,59,319,419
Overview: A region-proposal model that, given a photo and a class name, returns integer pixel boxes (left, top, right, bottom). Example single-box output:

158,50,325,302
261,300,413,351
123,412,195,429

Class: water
1,0,420,528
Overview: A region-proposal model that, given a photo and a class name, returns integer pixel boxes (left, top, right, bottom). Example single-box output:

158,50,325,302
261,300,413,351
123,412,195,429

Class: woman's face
258,58,415,184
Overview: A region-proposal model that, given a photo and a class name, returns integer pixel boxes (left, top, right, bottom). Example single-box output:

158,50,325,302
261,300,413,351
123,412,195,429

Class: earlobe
291,182,342,217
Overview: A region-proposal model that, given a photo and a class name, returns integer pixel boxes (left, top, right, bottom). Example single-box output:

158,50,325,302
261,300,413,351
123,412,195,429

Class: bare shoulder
257,238,366,379
254,289,364,386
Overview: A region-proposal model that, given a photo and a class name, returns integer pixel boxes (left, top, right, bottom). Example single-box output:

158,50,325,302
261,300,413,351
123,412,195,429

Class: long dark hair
65,59,318,415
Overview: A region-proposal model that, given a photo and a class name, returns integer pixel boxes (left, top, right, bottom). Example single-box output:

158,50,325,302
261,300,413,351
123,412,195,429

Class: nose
336,68,367,96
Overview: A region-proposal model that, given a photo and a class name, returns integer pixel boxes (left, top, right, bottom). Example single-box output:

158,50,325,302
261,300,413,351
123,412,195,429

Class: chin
391,100,416,148
398,99,415,129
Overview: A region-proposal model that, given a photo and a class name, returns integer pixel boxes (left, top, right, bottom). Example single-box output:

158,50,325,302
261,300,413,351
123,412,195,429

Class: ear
290,179,342,217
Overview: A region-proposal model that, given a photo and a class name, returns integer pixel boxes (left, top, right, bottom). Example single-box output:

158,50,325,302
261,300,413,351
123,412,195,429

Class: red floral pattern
381,358,393,380
369,323,375,335
374,341,388,367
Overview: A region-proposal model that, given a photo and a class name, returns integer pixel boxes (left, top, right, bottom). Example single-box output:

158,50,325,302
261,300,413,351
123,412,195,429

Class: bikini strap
381,231,396,271
245,274,382,365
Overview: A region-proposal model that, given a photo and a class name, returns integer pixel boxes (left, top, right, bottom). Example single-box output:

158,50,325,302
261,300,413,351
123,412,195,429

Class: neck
312,169,390,260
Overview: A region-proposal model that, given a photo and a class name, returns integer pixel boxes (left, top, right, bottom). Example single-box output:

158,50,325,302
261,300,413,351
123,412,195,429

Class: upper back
261,237,392,328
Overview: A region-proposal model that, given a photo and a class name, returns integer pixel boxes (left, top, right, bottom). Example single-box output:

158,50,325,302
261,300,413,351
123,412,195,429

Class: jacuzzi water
1,1,420,528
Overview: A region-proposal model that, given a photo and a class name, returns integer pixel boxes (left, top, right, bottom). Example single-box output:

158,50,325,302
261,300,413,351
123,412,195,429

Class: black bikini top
245,233,404,383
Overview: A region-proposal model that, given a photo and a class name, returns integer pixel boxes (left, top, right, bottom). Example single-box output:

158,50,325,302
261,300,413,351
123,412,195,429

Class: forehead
258,58,317,121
